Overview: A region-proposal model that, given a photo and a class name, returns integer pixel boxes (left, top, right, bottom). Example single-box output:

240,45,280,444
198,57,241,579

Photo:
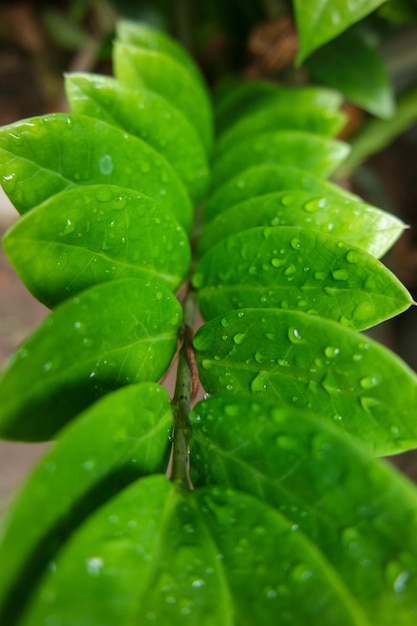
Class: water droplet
95,187,113,203
191,579,205,588
345,250,361,264
255,351,265,363
284,264,296,276
281,194,296,206
303,198,323,213
60,218,75,236
233,332,246,345
324,346,339,358
201,359,213,370
288,327,303,344
251,371,268,392
99,154,113,175
271,257,285,268
360,376,379,390
237,311,245,318
314,271,327,280
290,237,301,250
331,268,349,281
86,557,104,577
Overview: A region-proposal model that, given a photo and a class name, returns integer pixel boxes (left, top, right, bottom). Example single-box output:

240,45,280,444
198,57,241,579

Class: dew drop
331,268,349,281
271,257,284,268
288,327,303,344
255,351,265,363
99,154,113,175
60,218,75,236
345,250,361,264
251,371,268,392
360,376,379,390
233,332,246,345
290,237,301,250
324,346,339,358
95,187,113,203
314,270,327,281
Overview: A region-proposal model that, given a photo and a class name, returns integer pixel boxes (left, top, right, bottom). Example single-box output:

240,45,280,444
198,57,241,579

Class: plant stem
170,289,198,487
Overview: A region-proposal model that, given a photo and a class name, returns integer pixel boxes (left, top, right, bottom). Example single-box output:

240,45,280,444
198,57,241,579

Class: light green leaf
65,73,209,202
0,113,192,233
193,308,417,455
294,0,387,64
3,185,191,307
193,226,412,328
116,19,207,92
214,81,343,134
204,164,374,223
211,133,350,192
198,189,405,258
18,475,367,626
0,383,173,626
190,396,417,625
306,28,395,119
215,104,346,155
113,43,213,154
0,278,182,441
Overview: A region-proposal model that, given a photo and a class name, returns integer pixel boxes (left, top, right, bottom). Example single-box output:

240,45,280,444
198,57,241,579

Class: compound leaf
0,383,173,626
0,114,192,233
193,308,417,455
0,278,182,441
190,396,417,626
193,226,412,328
3,185,190,307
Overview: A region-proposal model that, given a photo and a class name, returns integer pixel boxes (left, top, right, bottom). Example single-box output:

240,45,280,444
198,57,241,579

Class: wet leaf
211,131,350,190
215,103,346,155
0,383,173,626
113,43,213,154
0,113,192,233
306,28,394,119
294,0,387,64
193,226,412,327
214,81,343,135
190,396,417,626
198,190,405,258
0,278,182,441
65,73,209,202
193,308,417,455
18,475,367,626
3,185,191,307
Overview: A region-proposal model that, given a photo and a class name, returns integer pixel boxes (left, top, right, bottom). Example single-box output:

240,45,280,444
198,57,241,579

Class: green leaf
18,475,368,625
116,19,207,92
294,0,387,64
3,185,191,307
198,189,405,258
190,396,417,625
214,81,343,134
306,28,395,119
204,164,363,222
0,113,192,233
113,43,213,154
193,226,412,328
65,73,210,202
215,104,346,155
193,308,417,455
380,0,417,23
211,131,350,190
0,383,173,626
0,278,182,441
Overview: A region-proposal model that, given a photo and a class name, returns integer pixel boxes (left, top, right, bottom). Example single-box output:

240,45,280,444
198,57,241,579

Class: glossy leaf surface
307,28,394,119
193,226,412,328
65,73,209,202
0,383,173,626
294,0,387,63
190,396,417,625
0,278,182,441
20,475,366,626
211,131,350,189
215,103,346,155
193,308,417,455
3,185,190,307
214,81,343,134
198,190,405,258
113,43,213,154
0,113,192,232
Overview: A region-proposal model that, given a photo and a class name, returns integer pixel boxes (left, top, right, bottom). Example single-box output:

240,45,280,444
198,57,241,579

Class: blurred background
1,0,417,516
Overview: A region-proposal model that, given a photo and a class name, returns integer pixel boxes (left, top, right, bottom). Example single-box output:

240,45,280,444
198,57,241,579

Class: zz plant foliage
1,10,417,626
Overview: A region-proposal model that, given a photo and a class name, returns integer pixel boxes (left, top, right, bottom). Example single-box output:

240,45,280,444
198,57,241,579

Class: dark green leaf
0,114,192,233
214,81,343,134
307,28,394,119
190,396,417,625
18,475,367,626
65,73,209,202
0,278,181,441
215,103,346,155
0,383,173,626
380,0,417,23
3,185,190,307
198,189,405,258
211,131,350,189
113,43,213,154
193,226,412,327
204,164,366,223
294,0,387,64
193,308,417,455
